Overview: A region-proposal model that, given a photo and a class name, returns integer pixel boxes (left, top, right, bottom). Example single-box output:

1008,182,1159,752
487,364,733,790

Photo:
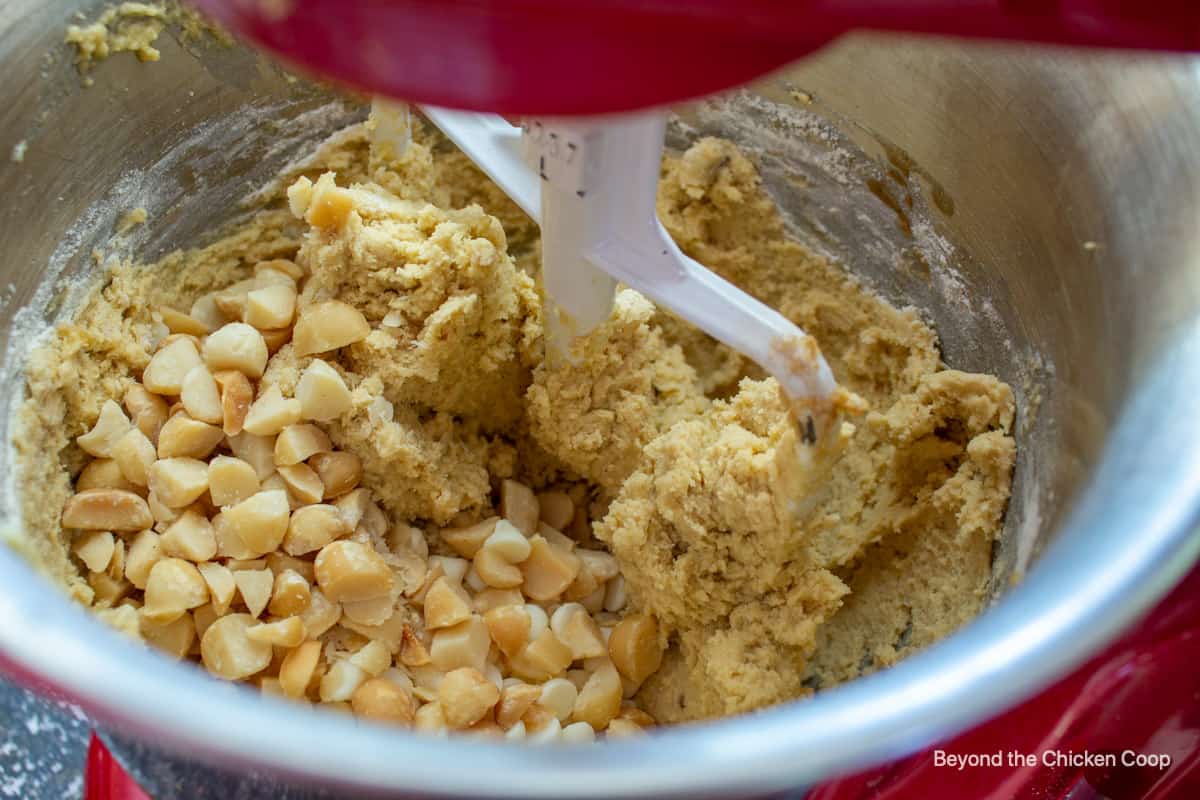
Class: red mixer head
190,0,1200,115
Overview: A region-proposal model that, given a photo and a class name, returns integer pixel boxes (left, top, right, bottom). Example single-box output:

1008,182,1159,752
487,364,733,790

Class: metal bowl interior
0,1,1198,796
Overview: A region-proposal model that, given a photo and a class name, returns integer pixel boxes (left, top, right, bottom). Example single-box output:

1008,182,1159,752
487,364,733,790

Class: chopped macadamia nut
156,413,224,460
62,489,153,531
226,558,268,571
608,615,664,685
423,577,472,629
274,423,331,466
243,385,302,437
540,678,579,723
508,630,574,683
260,327,293,355
192,604,218,639
278,640,322,698
605,718,645,737
473,548,522,590
76,400,131,458
152,500,181,529
160,510,218,562
284,503,349,555
440,517,498,559
496,683,541,729
276,463,324,504
224,490,290,555
293,300,370,357
413,700,448,734
207,456,260,507
342,593,395,626
473,587,523,614
332,488,371,530
106,539,126,582
268,568,311,617
349,640,391,676
201,613,273,680
320,658,367,702
307,451,361,498
430,556,469,586
538,524,577,552
159,307,211,337
580,585,606,615
410,663,445,700
352,678,414,725
617,706,656,728
430,615,490,673
143,337,203,395
73,530,115,573
291,172,354,228
577,549,619,583
244,283,297,330
226,432,276,481
189,294,224,331
500,480,539,536
438,667,499,729
299,588,341,638
519,535,582,603
124,385,169,443
537,491,575,531
563,564,599,602
203,323,269,379
266,552,315,582
572,661,622,730
76,458,140,494
526,604,550,641
213,370,253,436
389,522,428,561
125,530,163,590
400,625,432,667
255,258,304,283
603,575,627,613
212,280,253,322
246,616,306,647
296,359,352,422
212,512,256,560
112,428,155,487
550,602,607,660
142,558,209,623
560,721,595,744
522,706,561,742
196,561,237,614
482,521,532,563
146,458,209,510
140,610,196,660
314,540,393,603
180,366,223,425
234,567,274,618
88,571,132,607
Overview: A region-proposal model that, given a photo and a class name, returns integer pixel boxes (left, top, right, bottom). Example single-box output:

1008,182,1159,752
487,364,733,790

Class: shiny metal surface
0,1,1198,796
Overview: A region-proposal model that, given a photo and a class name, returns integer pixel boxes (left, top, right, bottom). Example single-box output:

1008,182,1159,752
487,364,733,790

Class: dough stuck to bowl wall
12,111,1015,735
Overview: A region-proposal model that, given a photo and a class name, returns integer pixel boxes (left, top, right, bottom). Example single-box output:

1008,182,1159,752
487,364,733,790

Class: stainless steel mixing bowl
0,1,1198,797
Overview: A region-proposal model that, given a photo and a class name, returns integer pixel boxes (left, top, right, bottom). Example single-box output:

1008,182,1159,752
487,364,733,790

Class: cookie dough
13,117,1015,725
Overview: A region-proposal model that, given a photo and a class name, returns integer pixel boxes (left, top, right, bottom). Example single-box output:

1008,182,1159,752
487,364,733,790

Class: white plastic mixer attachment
420,106,843,442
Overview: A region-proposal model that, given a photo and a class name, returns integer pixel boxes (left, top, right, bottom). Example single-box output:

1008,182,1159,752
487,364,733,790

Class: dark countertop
0,677,91,799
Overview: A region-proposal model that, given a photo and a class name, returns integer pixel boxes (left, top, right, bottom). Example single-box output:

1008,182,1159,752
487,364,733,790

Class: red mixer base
83,566,1200,800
